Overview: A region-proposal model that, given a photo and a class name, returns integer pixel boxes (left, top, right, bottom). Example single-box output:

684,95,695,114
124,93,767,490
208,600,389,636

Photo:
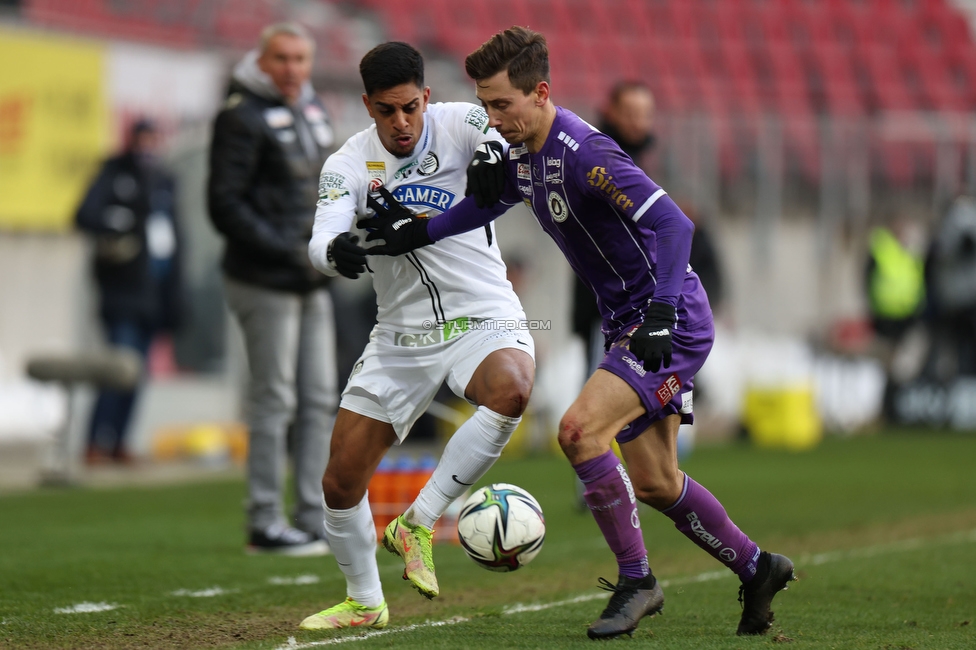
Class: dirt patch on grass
5,609,296,650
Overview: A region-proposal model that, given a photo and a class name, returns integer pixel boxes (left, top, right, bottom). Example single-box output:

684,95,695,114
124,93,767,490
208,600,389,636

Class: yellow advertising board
0,29,107,231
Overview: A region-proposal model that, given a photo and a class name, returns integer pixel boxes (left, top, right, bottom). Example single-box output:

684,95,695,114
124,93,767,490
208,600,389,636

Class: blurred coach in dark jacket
76,118,184,464
208,22,337,556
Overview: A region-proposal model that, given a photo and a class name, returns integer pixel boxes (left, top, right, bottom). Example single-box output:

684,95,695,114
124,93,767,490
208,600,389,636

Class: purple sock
662,474,760,581
575,450,649,579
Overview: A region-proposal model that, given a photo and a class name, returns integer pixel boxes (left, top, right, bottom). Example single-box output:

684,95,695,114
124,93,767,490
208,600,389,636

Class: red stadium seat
635,38,690,112
902,43,969,112
602,37,641,82
375,0,416,43
944,41,976,107
754,5,791,45
782,4,834,52
487,0,534,36
852,43,919,184
915,1,972,51
718,41,763,117
857,43,918,112
616,0,656,42
759,41,812,108
809,43,865,116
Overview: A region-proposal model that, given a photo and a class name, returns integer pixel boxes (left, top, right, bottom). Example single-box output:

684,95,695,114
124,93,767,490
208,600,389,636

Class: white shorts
340,314,536,442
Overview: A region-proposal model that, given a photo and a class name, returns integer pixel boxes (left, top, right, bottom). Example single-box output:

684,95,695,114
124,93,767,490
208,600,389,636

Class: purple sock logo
686,511,722,549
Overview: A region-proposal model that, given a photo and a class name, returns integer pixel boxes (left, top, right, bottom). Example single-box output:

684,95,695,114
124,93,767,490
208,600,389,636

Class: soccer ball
456,483,545,572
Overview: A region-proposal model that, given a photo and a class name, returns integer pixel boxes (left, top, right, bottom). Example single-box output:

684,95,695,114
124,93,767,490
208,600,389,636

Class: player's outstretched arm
360,187,509,257
358,187,433,256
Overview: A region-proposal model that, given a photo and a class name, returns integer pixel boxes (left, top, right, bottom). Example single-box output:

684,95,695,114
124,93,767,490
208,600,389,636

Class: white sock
407,406,520,529
324,493,384,607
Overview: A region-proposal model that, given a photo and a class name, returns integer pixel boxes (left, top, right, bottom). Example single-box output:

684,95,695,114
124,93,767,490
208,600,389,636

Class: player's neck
525,103,557,154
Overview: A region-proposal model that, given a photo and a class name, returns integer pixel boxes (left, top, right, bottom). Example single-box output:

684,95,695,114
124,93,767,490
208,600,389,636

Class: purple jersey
428,107,712,343
500,108,711,340
424,106,715,423
429,106,712,341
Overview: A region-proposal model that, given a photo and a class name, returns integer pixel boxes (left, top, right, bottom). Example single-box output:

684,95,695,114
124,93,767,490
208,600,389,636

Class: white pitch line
274,527,976,650
277,617,471,649
53,602,122,614
270,575,321,586
170,587,237,598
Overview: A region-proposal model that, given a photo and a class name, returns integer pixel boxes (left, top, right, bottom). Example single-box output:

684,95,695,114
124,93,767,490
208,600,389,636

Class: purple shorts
599,321,715,444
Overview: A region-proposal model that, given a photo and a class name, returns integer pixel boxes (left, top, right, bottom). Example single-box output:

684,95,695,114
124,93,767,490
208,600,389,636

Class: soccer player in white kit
298,42,536,631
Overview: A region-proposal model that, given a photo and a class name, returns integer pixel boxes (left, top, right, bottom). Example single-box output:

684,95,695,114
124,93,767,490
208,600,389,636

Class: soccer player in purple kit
361,26,796,640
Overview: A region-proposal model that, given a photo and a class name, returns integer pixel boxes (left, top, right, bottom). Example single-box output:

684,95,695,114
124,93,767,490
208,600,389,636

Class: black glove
357,186,433,256
465,141,505,208
629,302,675,373
328,232,368,279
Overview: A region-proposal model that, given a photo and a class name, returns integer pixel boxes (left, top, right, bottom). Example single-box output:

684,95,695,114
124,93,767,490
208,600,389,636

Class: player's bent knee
477,361,534,417
482,381,531,418
632,476,683,510
321,472,365,510
634,485,676,510
556,415,603,462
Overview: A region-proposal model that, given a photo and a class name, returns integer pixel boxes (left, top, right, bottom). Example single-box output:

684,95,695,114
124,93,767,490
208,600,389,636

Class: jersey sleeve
309,146,365,276
427,194,509,241
442,102,505,153
573,134,694,307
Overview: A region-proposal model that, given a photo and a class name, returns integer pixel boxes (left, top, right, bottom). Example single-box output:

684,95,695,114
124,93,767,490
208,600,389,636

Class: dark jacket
76,152,184,331
207,57,335,294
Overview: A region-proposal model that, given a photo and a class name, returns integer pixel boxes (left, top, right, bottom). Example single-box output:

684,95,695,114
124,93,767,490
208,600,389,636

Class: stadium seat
944,42,976,107
916,1,972,51
903,44,969,112
754,4,791,45
782,3,834,53
488,0,533,34
370,0,421,44
718,41,763,117
616,0,657,42
857,43,918,112
424,0,466,53
635,38,690,112
809,43,865,116
602,37,641,82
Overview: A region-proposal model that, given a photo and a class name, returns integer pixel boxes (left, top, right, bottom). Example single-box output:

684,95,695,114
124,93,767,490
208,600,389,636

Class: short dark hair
359,42,424,96
464,26,550,94
608,80,653,106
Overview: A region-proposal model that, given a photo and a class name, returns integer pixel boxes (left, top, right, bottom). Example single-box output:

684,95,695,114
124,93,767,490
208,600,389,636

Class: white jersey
310,102,524,332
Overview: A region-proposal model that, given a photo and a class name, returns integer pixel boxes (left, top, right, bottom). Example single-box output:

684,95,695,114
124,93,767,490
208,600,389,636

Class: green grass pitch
1,430,975,649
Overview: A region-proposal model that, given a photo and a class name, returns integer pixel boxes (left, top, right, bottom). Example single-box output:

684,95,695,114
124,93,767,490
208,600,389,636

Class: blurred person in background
924,196,976,380
75,118,184,465
208,22,337,556
364,26,795,640
865,213,926,414
599,80,657,166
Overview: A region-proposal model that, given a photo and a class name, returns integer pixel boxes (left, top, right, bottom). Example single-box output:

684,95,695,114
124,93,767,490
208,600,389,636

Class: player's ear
534,81,550,106
362,93,374,118
422,86,431,110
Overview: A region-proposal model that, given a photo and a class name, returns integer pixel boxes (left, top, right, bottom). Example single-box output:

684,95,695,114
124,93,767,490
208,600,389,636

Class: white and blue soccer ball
457,483,545,572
